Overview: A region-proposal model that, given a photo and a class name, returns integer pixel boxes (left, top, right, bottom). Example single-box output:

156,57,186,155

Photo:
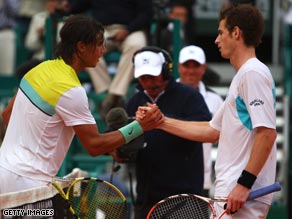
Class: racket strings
68,179,127,219
149,195,211,219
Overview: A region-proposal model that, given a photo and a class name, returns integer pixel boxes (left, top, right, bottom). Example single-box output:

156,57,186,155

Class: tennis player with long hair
0,15,162,194
138,4,277,219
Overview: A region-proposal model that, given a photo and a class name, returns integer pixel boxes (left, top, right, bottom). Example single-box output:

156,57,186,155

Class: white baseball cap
133,51,165,78
179,45,206,64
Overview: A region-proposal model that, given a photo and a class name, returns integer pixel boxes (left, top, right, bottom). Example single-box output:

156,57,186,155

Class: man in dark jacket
126,46,211,219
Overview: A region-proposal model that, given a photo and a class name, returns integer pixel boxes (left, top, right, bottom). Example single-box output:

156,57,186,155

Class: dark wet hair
54,14,104,64
219,4,264,47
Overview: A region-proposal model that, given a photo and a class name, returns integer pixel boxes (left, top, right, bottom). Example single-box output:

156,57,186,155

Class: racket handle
247,182,281,200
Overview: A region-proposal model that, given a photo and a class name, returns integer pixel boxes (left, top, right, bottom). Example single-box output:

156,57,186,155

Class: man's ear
201,63,207,72
233,26,241,40
77,41,86,53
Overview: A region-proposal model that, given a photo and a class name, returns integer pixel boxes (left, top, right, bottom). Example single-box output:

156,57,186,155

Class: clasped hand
136,103,164,131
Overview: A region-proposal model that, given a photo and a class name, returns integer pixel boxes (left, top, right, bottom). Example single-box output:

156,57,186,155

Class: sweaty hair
54,15,104,64
219,4,264,47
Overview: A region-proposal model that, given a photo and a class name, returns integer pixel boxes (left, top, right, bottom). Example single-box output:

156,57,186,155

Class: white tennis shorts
213,199,270,219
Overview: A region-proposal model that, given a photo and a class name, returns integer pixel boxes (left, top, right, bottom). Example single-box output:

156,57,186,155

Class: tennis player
138,4,277,219
0,15,162,194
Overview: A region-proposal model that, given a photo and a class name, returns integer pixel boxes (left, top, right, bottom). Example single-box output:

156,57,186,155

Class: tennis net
0,168,93,219
0,183,75,219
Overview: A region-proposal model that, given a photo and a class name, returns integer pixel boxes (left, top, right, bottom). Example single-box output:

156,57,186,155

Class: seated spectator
16,0,46,61
0,0,19,75
16,0,63,78
155,1,195,55
18,0,46,30
154,1,221,86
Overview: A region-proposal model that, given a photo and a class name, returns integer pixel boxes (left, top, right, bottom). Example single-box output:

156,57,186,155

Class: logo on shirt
249,99,264,107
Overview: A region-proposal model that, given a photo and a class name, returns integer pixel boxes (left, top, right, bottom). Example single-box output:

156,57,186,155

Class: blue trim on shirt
20,78,55,116
236,96,252,131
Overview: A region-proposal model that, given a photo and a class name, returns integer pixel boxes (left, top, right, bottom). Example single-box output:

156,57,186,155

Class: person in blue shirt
0,0,19,75
125,46,211,219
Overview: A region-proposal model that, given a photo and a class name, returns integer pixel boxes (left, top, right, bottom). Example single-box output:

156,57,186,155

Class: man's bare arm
2,95,16,127
158,117,219,143
137,103,219,143
226,126,277,214
73,124,125,156
74,104,163,156
245,126,277,175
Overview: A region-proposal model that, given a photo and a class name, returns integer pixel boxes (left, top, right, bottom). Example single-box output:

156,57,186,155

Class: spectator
0,0,20,75
15,0,46,68
169,0,196,44
124,46,211,219
158,1,195,55
18,0,46,27
25,0,62,62
15,0,63,79
158,1,221,86
62,0,153,116
177,45,224,196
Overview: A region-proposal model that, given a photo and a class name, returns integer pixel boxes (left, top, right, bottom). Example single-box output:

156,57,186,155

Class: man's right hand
136,103,164,131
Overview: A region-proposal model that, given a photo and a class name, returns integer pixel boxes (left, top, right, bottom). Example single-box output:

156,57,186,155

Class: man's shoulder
205,86,220,96
171,82,208,106
205,86,223,100
172,80,199,93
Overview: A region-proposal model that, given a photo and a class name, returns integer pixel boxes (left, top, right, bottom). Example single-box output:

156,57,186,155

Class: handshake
135,103,164,131
106,104,164,162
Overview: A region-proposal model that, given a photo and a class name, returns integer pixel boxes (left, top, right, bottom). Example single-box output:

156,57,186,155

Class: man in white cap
177,45,224,197
124,46,211,219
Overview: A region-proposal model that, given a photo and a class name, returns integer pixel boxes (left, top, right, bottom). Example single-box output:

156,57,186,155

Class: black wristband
237,170,257,189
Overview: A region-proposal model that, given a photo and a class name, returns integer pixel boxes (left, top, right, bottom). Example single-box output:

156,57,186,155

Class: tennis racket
147,182,281,219
52,177,128,219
